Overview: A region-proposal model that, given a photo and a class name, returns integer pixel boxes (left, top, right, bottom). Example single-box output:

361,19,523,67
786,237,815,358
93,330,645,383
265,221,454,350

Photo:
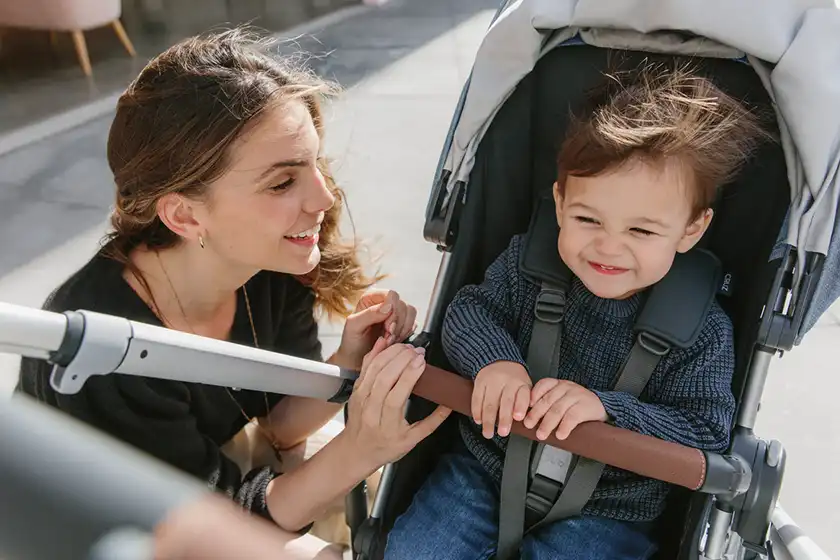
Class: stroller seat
350,17,821,560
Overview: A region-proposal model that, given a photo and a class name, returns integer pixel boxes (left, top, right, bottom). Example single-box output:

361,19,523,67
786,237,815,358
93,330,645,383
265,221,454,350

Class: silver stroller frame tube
0,301,357,402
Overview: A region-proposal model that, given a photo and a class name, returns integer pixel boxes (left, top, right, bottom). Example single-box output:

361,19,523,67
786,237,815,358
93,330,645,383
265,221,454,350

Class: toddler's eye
574,216,599,225
630,228,656,236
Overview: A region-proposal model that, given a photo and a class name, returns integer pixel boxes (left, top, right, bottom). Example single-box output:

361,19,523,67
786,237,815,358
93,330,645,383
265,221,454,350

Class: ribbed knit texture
441,235,737,522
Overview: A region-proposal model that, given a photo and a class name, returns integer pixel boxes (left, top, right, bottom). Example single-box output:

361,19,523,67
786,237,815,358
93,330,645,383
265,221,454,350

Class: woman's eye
270,177,296,191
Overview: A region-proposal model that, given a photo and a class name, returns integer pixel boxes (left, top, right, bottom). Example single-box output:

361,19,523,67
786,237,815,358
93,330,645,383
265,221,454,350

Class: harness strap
526,331,672,531
497,280,567,560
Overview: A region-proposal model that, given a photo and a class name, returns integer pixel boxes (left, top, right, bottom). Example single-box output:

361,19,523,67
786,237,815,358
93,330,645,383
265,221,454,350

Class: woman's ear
157,193,203,242
552,181,564,227
677,208,713,253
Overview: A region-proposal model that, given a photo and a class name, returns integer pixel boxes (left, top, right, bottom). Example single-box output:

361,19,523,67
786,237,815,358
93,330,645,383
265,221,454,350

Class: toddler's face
554,158,711,300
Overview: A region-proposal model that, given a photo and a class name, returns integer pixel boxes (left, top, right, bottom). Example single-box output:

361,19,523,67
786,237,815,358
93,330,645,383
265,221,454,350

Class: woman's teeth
286,224,321,239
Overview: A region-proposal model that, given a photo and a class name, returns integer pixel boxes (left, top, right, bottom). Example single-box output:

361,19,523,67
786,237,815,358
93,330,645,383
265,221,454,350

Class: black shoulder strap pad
519,196,572,287
635,249,722,350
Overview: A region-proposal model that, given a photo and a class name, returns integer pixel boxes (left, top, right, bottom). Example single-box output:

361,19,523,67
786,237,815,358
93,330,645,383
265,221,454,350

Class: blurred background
0,0,838,557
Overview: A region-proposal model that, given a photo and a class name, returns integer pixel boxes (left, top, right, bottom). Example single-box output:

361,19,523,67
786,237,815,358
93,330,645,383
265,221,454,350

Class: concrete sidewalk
0,0,838,556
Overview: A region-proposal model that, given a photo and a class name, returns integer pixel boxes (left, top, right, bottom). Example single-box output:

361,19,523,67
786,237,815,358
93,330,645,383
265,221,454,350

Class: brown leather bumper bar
413,364,707,491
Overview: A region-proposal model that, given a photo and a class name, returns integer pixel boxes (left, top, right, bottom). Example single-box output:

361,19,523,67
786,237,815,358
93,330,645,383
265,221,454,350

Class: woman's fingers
354,338,403,399
364,345,420,427
405,405,452,449
356,289,388,311
353,290,418,344
346,302,391,338
382,291,401,342
381,346,427,417
398,305,418,343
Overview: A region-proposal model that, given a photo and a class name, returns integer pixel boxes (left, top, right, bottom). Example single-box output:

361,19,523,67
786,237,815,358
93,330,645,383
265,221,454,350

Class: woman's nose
304,165,336,214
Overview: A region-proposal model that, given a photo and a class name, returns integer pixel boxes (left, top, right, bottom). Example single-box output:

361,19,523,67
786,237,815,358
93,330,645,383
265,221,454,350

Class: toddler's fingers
530,378,556,407
513,385,530,423
482,383,502,439
555,402,585,440
471,383,485,426
497,384,516,438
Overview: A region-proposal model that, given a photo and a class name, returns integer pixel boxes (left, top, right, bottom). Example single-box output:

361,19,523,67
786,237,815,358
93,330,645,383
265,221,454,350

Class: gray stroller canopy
437,0,840,342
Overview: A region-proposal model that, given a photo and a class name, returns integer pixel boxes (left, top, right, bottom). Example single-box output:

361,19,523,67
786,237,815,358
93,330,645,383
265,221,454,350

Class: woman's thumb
349,301,392,330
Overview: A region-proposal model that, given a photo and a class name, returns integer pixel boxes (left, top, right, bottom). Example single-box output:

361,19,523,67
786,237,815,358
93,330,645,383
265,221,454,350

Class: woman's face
195,99,335,276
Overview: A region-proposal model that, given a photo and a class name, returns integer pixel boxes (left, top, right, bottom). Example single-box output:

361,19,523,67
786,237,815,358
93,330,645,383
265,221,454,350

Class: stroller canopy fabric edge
437,0,840,342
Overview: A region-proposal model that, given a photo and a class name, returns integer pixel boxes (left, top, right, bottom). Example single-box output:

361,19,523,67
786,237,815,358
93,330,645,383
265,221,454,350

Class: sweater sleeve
441,236,532,379
17,356,279,520
593,309,737,453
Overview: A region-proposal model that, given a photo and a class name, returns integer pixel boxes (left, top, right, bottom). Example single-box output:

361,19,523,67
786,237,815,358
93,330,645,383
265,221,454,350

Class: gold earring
198,234,205,249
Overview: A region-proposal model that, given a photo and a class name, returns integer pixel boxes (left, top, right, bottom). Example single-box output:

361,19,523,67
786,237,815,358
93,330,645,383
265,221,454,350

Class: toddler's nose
594,234,624,257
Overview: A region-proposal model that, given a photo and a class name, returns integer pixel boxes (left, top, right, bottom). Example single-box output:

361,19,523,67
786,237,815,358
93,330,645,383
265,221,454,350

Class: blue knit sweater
441,235,737,523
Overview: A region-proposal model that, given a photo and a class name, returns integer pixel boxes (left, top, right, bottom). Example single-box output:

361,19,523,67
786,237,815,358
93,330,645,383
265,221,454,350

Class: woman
16,28,450,550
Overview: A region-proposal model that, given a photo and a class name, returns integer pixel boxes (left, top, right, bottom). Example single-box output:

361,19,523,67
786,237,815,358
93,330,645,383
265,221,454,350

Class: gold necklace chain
155,252,282,457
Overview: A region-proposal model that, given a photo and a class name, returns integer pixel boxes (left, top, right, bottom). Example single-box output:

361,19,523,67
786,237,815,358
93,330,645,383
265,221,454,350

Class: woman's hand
343,337,451,468
333,290,418,370
263,338,449,532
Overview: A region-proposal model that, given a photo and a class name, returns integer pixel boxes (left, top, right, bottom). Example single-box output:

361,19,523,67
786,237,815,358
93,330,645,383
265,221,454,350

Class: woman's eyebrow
257,159,307,181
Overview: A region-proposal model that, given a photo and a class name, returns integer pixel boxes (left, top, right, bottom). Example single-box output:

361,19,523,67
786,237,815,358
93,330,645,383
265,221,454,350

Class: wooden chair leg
70,30,92,77
111,20,136,57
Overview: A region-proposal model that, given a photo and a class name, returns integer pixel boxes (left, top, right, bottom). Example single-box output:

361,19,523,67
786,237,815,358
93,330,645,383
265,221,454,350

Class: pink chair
0,0,135,76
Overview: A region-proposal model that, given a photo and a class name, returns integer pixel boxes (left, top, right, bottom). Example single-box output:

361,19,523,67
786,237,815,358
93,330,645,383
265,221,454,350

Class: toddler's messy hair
557,62,773,218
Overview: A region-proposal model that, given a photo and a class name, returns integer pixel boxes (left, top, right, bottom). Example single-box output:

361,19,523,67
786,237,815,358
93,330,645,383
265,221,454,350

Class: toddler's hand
473,362,532,439
523,379,609,440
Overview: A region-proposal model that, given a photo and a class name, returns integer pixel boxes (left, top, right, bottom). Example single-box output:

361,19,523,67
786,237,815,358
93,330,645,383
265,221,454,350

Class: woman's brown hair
103,28,378,319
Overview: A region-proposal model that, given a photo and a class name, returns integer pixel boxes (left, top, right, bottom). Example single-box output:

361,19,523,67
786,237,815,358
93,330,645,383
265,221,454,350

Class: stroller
346,1,840,559
1,1,839,559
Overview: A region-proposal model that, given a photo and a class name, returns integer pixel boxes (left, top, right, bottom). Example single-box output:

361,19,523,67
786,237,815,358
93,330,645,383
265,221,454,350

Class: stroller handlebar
0,301,746,496
413,364,749,494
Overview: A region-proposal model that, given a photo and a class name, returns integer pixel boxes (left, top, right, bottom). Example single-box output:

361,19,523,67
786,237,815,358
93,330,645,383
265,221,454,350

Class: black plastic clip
534,289,567,324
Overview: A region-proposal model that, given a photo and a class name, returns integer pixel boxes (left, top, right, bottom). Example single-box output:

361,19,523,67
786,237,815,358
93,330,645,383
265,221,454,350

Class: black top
16,253,323,521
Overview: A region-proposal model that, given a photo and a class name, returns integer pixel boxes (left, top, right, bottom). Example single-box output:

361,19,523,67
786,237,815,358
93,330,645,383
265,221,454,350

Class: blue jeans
385,450,658,560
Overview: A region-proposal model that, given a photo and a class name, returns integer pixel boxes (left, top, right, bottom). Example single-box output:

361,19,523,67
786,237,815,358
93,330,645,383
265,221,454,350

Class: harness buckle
637,331,671,356
534,289,566,324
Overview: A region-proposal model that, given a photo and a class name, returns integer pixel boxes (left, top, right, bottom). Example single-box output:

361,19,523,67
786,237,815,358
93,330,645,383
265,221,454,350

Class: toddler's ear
677,208,713,253
552,182,563,227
